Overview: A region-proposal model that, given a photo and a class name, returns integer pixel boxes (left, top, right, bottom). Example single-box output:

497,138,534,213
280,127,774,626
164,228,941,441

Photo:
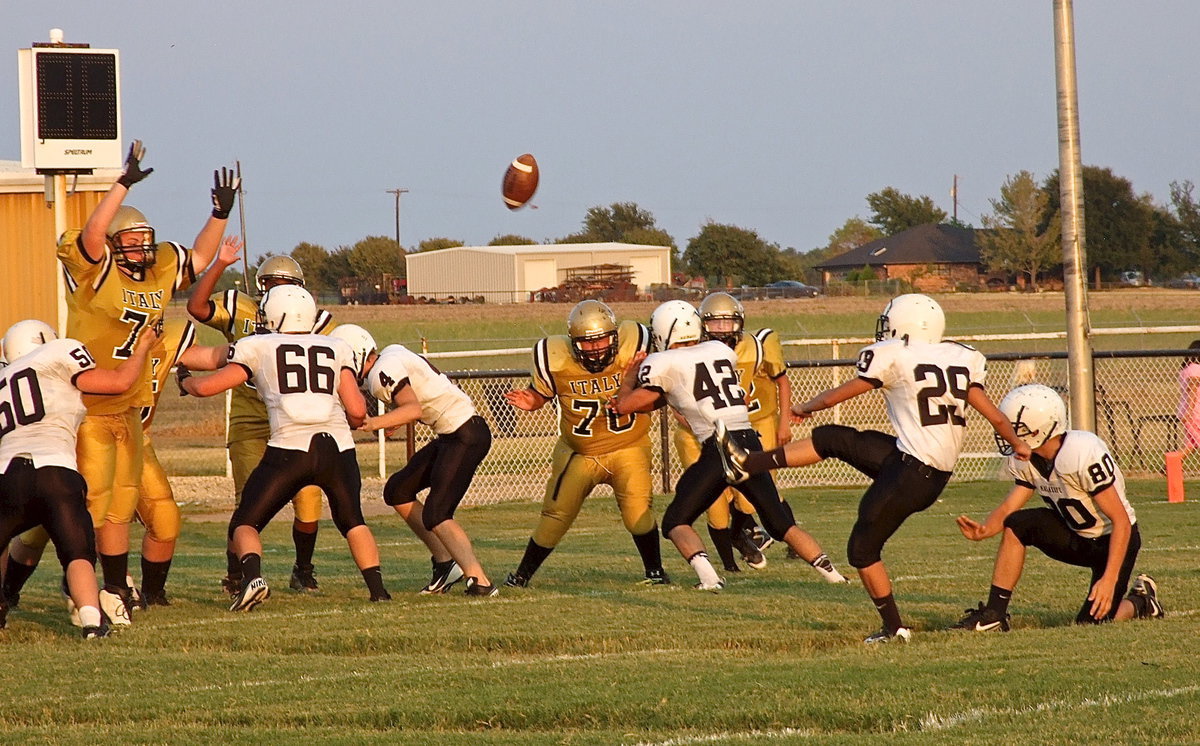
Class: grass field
2,479,1196,744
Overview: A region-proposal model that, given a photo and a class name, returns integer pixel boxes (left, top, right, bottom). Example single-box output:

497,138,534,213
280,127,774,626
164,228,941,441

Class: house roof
815,223,980,269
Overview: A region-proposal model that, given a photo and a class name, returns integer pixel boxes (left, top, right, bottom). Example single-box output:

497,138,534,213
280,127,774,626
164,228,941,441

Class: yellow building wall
0,190,106,334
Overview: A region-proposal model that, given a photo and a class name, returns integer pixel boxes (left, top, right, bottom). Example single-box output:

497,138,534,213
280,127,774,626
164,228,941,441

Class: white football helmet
330,324,377,381
2,320,57,363
650,300,702,351
996,383,1068,455
258,285,317,333
875,293,945,344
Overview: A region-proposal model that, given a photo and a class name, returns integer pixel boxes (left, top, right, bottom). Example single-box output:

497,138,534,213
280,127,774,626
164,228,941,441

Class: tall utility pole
386,188,409,252
1053,0,1095,431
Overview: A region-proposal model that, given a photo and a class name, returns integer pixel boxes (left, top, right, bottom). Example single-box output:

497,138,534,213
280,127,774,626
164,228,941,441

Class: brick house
814,223,986,292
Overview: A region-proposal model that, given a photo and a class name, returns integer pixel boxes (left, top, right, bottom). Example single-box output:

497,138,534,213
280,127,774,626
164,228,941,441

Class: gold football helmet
567,300,618,373
256,255,306,294
106,205,157,277
699,292,744,347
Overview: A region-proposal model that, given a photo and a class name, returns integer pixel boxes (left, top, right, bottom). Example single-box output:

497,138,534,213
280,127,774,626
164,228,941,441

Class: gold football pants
229,437,324,523
531,439,655,548
673,417,779,530
137,436,181,544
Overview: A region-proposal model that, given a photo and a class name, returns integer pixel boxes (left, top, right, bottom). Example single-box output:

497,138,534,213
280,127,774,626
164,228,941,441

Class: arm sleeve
757,329,787,379
368,355,411,404
530,338,556,399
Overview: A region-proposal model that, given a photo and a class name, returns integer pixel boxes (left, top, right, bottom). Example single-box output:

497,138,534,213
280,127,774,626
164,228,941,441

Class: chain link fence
153,349,1194,506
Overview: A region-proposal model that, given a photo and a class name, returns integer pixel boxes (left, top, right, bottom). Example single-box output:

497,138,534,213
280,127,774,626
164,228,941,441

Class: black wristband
212,208,231,220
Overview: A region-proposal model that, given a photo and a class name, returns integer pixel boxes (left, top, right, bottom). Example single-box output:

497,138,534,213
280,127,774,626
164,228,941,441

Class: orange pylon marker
1165,451,1185,503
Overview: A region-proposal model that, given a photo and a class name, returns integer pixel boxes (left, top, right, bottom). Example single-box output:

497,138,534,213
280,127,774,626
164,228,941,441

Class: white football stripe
511,159,534,173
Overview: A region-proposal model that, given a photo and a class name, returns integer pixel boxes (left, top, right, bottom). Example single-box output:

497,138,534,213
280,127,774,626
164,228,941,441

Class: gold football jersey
531,319,651,456
57,230,194,415
140,318,198,429
746,328,787,423
201,288,336,440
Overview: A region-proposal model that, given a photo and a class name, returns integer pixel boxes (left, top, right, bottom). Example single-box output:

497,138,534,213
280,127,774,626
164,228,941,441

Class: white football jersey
0,338,96,471
637,340,751,441
366,344,475,435
1006,430,1134,539
855,338,987,472
229,333,357,451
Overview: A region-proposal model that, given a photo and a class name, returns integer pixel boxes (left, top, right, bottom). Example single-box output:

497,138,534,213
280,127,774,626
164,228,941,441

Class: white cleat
229,577,271,612
98,589,132,627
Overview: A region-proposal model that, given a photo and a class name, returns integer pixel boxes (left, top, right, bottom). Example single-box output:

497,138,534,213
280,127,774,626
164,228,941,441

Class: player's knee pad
420,500,458,532
1001,509,1042,545
292,486,324,523
660,503,689,537
140,499,182,544
811,424,859,462
846,529,882,569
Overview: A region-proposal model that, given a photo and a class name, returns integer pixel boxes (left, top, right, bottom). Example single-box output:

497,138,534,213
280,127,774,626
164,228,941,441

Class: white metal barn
405,242,672,303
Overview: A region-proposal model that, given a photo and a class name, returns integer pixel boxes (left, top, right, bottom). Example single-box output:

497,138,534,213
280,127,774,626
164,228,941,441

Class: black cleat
221,574,242,597
82,623,110,639
949,602,1011,632
1127,574,1165,619
370,589,393,602
463,577,499,597
229,577,270,612
639,568,671,585
864,626,912,644
503,572,529,588
289,564,319,592
732,529,766,570
714,420,750,484
421,559,465,595
142,589,171,607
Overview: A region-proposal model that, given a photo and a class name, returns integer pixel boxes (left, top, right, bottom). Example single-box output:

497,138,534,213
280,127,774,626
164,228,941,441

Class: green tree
1170,180,1200,263
978,171,1061,290
1042,166,1159,282
583,202,657,241
683,222,786,287
345,235,404,279
319,247,354,292
290,242,329,292
866,187,948,235
414,237,464,253
487,234,536,246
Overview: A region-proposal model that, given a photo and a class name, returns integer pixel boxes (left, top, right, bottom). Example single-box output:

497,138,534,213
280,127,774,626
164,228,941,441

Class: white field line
491,647,694,669
630,728,824,745
915,684,1200,732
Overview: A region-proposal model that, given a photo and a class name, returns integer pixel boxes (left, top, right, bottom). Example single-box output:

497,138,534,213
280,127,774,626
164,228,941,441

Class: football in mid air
502,153,539,210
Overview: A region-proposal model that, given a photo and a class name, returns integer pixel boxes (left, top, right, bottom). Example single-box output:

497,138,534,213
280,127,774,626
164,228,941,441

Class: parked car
1165,274,1200,289
764,280,821,298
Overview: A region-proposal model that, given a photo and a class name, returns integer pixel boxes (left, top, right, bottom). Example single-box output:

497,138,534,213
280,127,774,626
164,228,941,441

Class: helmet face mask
107,206,157,279
699,292,744,348
567,300,618,373
257,286,317,334
256,255,306,295
995,383,1067,455
875,294,945,345
2,319,58,363
650,300,702,352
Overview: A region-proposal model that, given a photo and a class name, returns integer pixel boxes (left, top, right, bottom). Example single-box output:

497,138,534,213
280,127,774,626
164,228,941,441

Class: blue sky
3,2,1197,261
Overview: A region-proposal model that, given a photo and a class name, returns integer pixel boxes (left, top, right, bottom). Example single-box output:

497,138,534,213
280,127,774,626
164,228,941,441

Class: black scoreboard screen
35,52,118,140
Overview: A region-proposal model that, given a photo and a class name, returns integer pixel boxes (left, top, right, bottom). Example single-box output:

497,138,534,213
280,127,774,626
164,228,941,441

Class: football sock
239,553,263,581
2,556,37,599
871,593,904,634
99,553,129,592
730,508,757,537
361,566,387,597
225,549,240,579
706,526,739,571
631,527,664,573
687,551,722,587
987,585,1013,615
516,539,554,579
141,557,172,596
293,522,318,568
744,448,788,473
78,605,102,629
